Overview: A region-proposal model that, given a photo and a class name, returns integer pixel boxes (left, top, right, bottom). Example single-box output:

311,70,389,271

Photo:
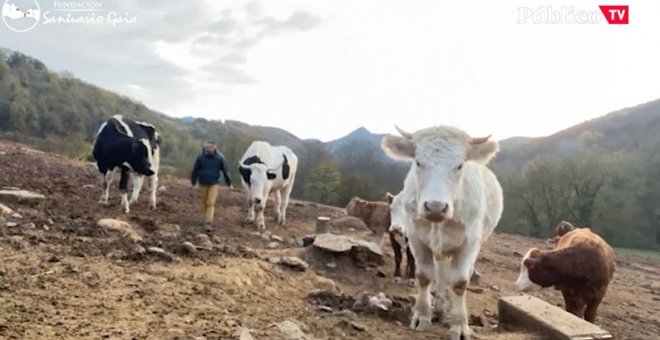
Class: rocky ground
0,140,659,340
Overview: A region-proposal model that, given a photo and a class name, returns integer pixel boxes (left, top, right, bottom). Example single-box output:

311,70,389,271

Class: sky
2,0,659,141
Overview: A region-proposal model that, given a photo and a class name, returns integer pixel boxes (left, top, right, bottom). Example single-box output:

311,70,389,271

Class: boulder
0,189,45,205
313,233,383,264
97,219,142,242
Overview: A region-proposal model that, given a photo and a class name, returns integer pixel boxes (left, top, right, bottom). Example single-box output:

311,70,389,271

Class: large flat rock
498,295,612,340
313,233,383,264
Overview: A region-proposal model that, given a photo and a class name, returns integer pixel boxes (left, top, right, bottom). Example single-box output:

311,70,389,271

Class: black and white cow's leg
279,182,294,226
149,174,158,209
129,174,145,204
447,236,481,340
255,200,266,230
410,236,434,332
99,169,116,205
245,196,255,224
274,190,283,223
119,168,131,214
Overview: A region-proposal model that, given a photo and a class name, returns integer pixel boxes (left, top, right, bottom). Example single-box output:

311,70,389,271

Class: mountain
494,99,660,170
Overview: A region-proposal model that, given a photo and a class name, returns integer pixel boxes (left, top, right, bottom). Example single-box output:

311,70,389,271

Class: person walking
191,141,232,231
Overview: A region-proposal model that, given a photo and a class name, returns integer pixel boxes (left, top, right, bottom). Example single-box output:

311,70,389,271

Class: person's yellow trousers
199,184,219,224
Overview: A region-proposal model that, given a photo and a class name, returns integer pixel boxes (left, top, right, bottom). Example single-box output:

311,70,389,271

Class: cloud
5,0,321,113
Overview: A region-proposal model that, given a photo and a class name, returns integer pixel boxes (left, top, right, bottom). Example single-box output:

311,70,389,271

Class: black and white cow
238,141,298,230
92,115,161,214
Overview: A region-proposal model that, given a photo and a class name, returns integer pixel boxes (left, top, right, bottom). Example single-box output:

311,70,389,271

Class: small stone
318,305,333,313
180,241,197,254
326,262,337,269
195,234,213,250
22,222,36,229
6,221,18,228
233,327,254,340
47,218,54,225
267,241,280,249
11,213,22,219
0,203,14,216
490,285,500,292
350,321,366,332
146,247,174,262
513,251,523,257
268,257,280,264
261,232,272,241
279,257,309,272
48,256,60,263
271,235,284,243
336,309,357,320
42,225,49,231
376,269,386,278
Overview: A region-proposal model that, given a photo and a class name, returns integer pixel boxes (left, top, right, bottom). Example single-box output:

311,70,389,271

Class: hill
0,140,658,339
1,48,658,249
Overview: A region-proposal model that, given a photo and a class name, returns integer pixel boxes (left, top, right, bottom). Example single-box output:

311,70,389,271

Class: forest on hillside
0,51,403,207
0,50,658,250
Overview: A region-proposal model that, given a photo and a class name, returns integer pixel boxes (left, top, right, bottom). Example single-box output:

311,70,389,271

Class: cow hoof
410,315,432,331
392,277,403,285
407,278,416,287
150,204,157,210
257,223,265,231
449,324,472,340
98,200,109,205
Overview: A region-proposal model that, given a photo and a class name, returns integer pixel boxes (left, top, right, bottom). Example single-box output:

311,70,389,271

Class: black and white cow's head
123,138,155,176
238,155,289,204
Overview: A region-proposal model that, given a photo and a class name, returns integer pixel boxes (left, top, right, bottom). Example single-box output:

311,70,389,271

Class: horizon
3,0,659,141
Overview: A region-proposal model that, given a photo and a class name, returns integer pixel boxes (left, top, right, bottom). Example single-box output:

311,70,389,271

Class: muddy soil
0,140,658,340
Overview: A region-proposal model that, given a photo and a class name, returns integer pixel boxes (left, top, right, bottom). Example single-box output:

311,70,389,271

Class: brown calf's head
516,248,555,291
345,197,369,217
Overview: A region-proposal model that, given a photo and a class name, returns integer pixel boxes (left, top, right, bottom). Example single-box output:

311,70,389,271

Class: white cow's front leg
279,183,293,226
129,174,145,204
434,256,450,321
99,170,114,205
274,190,283,223
409,237,434,332
448,237,482,340
149,174,158,209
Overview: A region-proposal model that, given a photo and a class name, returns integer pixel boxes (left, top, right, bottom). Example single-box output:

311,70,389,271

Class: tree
304,158,342,205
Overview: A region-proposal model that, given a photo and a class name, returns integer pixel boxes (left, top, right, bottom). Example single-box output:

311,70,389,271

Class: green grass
615,247,660,260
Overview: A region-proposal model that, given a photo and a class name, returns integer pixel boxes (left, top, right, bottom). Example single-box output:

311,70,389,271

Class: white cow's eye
416,160,422,167
457,163,464,171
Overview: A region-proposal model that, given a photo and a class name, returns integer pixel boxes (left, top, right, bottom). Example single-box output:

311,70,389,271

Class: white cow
2,2,25,19
381,125,503,340
238,141,298,230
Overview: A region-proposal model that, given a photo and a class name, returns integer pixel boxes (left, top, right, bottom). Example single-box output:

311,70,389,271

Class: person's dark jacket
191,151,231,186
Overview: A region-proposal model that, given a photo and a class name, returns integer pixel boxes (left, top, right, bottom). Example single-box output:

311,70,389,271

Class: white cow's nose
423,201,448,222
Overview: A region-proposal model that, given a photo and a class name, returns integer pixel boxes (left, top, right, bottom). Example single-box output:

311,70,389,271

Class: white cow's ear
468,140,499,164
381,134,415,160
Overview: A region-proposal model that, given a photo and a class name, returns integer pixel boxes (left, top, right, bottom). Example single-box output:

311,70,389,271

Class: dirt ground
0,140,659,340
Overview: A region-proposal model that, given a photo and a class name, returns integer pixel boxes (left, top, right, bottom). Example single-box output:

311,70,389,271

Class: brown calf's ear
381,134,415,160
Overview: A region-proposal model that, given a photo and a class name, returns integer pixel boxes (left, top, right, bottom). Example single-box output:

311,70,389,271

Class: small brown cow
547,220,577,244
345,196,415,285
516,227,615,323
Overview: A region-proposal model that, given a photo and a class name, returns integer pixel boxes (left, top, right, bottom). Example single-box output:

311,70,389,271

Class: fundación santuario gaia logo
2,0,137,33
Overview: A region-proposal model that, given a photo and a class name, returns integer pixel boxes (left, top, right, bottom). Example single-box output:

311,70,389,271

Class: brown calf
345,196,415,284
517,227,615,323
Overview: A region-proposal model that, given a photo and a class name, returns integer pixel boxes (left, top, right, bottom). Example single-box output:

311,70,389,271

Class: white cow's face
381,125,498,223
247,163,275,204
